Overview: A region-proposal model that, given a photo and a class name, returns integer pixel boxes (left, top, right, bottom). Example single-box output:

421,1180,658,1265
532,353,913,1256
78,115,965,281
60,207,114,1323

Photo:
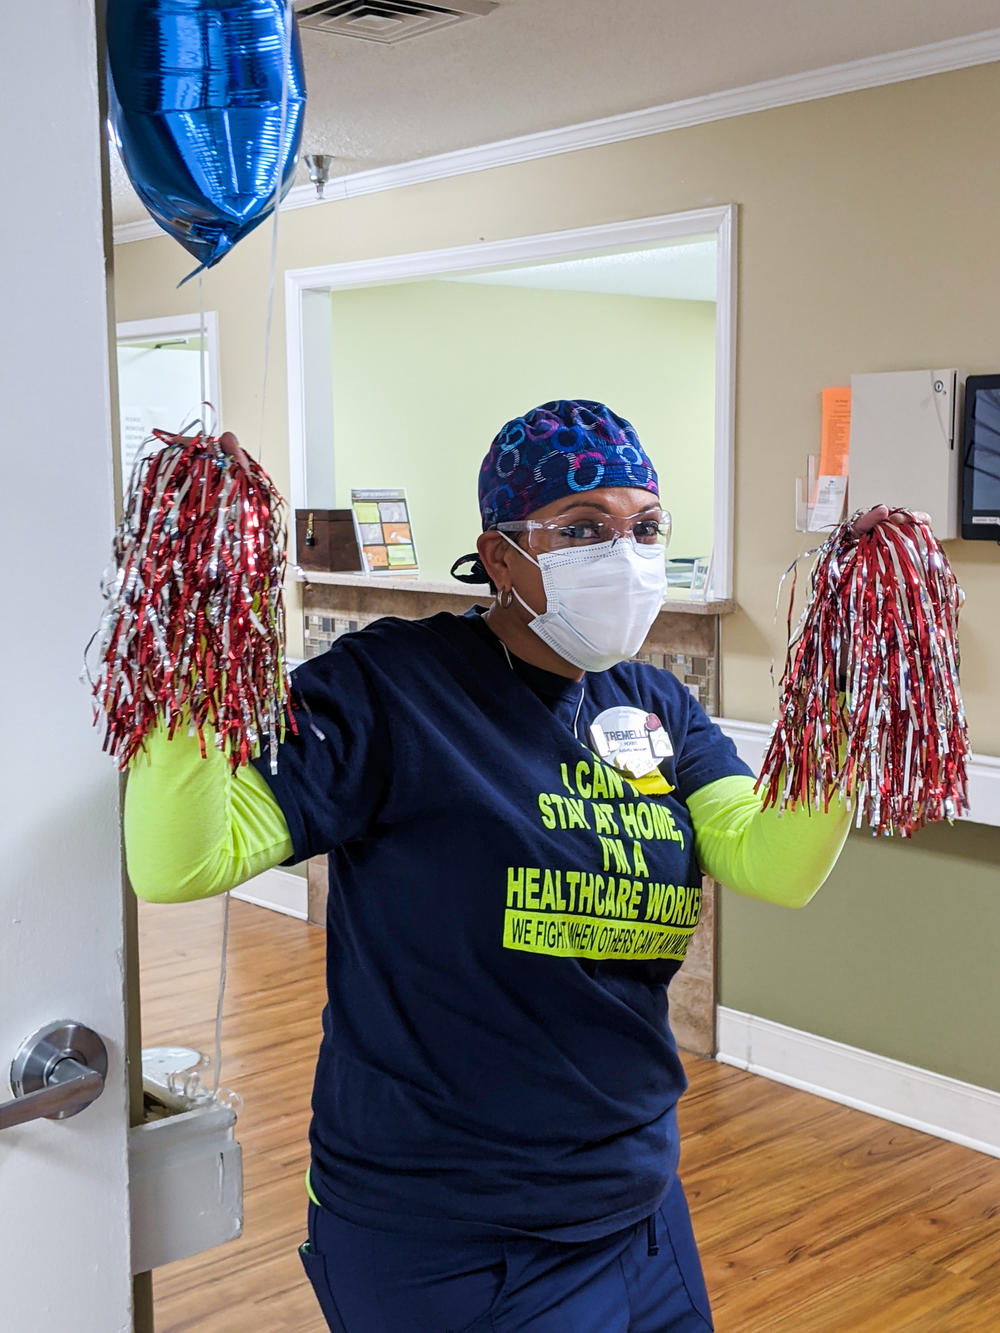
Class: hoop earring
497,587,514,610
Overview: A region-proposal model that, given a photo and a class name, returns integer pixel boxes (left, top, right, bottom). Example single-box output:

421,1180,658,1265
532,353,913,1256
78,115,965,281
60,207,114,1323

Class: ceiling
109,0,1000,225
444,241,718,302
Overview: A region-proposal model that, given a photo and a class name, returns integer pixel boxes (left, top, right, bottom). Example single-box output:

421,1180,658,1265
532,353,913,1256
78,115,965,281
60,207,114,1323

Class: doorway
286,206,737,601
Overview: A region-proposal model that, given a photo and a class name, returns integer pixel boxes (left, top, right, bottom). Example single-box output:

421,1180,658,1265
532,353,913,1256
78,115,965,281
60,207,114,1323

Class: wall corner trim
717,717,1000,829
716,1007,1000,1160
112,26,1000,246
231,868,308,920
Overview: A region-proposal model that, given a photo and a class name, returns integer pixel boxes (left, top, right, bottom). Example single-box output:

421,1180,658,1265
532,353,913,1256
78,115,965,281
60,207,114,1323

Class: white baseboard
716,1007,1000,1160
231,868,308,920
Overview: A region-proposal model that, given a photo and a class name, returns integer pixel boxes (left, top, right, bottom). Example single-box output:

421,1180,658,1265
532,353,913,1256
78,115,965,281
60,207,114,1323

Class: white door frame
284,205,738,601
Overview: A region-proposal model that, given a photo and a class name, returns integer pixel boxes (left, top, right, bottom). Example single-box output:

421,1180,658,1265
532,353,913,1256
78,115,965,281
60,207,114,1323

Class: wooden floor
139,897,1000,1331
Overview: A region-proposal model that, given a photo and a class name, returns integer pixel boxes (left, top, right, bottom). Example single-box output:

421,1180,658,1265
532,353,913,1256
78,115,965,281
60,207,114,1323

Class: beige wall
114,61,1000,1087
328,281,715,582
114,63,1000,751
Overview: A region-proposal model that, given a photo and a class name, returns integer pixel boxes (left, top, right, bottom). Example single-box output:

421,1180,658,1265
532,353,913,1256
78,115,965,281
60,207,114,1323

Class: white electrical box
849,369,961,540
130,1098,243,1274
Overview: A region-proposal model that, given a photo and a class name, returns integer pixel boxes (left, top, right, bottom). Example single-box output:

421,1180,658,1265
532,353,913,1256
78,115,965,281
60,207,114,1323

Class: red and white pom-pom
90,429,295,771
758,511,969,836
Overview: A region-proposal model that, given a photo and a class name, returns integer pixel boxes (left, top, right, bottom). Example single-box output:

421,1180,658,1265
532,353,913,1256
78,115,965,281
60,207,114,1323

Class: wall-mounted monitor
962,374,1000,540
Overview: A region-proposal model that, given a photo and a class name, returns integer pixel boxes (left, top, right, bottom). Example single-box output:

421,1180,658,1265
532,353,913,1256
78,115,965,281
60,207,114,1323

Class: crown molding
114,216,162,244
113,26,1000,245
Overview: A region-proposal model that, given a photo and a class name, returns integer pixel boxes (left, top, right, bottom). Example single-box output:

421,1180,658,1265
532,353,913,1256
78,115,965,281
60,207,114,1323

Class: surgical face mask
502,534,667,672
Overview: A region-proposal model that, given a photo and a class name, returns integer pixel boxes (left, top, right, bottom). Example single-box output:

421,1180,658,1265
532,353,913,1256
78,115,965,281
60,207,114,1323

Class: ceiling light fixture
304,154,335,198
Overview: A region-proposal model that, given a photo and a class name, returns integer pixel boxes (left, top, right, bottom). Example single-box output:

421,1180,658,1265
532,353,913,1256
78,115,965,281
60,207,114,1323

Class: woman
126,399,902,1332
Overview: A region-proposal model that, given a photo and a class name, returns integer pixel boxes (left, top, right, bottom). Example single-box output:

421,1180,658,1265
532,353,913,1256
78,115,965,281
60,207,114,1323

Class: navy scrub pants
298,1176,714,1332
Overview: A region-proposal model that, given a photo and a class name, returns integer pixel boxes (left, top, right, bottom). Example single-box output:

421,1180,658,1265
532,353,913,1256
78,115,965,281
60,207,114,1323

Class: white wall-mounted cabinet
849,369,961,540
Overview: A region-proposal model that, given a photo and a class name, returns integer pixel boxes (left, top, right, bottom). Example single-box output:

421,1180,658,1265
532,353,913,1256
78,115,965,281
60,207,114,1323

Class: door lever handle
0,1021,108,1131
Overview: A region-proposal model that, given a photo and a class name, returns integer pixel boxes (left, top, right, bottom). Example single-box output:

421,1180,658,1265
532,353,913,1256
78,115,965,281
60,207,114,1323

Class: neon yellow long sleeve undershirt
688,774,851,907
124,724,851,910
124,722,293,903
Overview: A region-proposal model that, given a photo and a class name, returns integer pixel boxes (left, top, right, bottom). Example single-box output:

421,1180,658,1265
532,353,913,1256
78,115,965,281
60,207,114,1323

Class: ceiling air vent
294,0,498,45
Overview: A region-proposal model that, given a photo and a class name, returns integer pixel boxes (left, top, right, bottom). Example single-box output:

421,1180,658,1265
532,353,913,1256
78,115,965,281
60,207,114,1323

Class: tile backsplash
302,597,720,716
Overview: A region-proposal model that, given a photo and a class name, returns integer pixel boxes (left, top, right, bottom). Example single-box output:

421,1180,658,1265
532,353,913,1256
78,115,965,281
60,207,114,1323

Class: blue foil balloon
107,0,306,275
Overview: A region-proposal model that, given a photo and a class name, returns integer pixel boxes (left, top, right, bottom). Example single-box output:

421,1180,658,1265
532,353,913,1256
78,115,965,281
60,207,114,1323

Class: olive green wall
721,819,1000,1090
328,281,715,582
113,61,1000,1090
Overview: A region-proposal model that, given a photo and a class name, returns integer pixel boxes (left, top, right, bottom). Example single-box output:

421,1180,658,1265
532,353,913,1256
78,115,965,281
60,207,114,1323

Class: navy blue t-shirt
255,609,749,1241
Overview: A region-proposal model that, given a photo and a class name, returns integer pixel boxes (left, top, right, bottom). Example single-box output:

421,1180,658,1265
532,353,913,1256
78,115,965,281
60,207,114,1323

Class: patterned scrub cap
478,399,659,530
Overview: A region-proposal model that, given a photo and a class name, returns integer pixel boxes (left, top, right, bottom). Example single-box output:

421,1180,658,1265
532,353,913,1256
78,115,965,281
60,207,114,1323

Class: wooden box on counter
294,509,364,572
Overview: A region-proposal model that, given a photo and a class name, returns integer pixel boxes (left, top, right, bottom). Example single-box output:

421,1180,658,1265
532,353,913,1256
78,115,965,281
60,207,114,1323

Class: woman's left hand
217,430,251,471
849,505,932,538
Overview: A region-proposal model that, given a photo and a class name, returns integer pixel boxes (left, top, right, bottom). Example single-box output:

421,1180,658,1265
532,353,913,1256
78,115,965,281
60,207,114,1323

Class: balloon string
257,0,295,462
211,891,231,1096
768,542,824,692
198,271,208,424
213,0,292,1093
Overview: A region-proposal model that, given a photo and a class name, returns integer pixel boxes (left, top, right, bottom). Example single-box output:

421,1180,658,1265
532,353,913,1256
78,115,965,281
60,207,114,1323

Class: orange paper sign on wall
820,387,851,475
809,387,851,530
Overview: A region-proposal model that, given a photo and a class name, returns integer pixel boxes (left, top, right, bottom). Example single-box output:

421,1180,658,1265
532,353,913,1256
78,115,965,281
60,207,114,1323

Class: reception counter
297,569,734,717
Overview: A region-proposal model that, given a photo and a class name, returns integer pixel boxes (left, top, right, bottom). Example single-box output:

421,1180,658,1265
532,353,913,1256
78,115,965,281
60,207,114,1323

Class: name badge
589,706,673,779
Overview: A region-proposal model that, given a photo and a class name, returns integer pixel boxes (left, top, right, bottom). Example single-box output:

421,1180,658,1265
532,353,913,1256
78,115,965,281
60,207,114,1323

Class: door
0,3,134,1328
